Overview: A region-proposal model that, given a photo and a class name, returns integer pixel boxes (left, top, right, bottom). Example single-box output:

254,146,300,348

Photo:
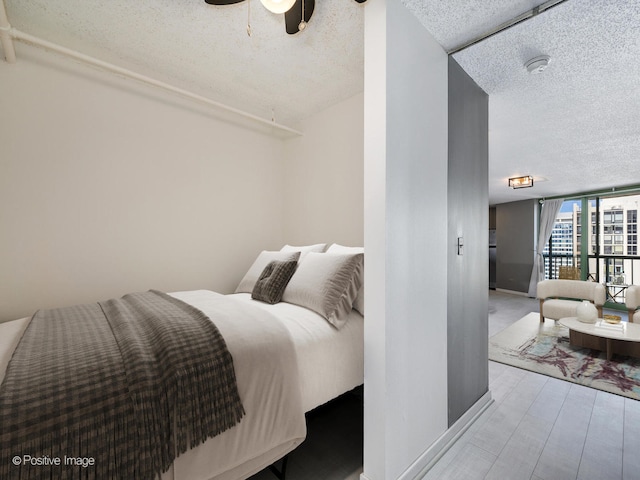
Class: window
543,201,580,280
546,195,640,291
628,209,638,256
603,210,623,223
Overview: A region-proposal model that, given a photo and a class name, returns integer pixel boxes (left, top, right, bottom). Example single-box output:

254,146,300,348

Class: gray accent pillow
251,260,298,304
235,250,300,294
326,244,364,315
282,252,364,329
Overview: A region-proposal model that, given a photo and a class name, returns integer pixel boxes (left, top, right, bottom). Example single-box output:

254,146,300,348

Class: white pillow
235,250,300,294
282,252,364,329
280,243,327,261
326,244,364,315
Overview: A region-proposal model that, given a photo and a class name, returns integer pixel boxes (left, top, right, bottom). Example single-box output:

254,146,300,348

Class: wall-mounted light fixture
508,175,534,189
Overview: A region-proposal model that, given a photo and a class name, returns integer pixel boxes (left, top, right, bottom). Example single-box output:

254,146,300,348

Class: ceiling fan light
260,0,296,14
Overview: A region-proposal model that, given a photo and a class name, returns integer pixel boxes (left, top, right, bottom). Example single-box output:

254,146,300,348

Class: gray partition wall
447,57,489,426
495,200,537,294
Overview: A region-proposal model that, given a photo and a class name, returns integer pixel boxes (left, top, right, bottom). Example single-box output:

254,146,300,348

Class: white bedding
0,290,364,480
229,293,364,413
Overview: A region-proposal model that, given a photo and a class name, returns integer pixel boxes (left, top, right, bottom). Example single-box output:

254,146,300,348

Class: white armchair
626,285,640,323
537,279,606,323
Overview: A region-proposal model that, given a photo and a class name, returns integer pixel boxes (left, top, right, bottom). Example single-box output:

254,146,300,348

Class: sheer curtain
527,198,564,297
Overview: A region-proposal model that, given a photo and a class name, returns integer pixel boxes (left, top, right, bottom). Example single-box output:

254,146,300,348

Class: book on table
595,320,625,332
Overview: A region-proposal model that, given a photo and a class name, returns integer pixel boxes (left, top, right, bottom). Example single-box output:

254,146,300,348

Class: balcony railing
542,254,579,280
543,253,640,306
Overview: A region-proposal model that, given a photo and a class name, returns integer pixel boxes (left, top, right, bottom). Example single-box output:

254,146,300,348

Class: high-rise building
545,194,640,302
543,210,574,279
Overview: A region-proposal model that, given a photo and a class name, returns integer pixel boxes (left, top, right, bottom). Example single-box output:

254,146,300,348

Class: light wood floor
424,290,640,480
253,290,640,479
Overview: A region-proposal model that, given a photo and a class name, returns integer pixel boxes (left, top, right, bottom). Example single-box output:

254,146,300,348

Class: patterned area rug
489,312,640,400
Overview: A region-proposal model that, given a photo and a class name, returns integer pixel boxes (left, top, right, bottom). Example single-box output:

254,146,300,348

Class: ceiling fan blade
204,0,245,5
284,0,315,34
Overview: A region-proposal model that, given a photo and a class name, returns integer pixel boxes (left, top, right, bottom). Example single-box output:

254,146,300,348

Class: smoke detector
525,55,551,74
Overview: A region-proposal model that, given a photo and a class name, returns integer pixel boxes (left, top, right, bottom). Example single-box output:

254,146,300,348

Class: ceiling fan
205,0,366,35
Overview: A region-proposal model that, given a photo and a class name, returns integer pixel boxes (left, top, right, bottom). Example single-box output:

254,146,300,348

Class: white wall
283,93,364,247
0,43,366,323
0,44,287,322
363,0,449,478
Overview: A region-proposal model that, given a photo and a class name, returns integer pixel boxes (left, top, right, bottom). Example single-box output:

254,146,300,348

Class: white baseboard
496,288,530,297
359,392,493,480
398,391,493,480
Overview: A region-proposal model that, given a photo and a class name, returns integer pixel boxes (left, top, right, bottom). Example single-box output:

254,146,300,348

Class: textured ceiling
445,0,640,205
2,0,639,205
3,0,365,128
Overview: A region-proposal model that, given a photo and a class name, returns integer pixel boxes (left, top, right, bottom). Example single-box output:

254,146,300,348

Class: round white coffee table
560,317,640,360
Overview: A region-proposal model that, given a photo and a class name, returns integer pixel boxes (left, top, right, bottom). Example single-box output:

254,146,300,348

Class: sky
560,199,581,213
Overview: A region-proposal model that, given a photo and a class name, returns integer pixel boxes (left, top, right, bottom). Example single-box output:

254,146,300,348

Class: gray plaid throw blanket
0,290,245,480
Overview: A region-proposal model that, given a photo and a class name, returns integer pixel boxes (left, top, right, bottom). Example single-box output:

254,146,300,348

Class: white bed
0,244,365,479
0,290,364,480
163,290,364,480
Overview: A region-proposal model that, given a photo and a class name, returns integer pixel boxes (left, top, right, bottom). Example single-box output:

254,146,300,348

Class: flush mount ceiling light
509,175,534,189
525,55,551,74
